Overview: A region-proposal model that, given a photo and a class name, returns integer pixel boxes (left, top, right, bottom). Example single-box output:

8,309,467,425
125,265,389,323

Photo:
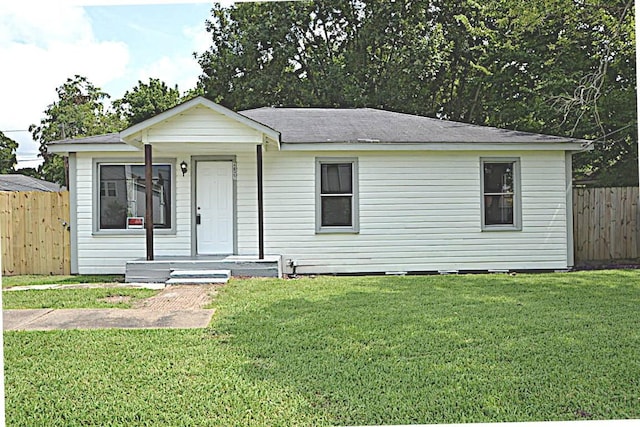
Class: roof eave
47,143,139,155
279,141,591,151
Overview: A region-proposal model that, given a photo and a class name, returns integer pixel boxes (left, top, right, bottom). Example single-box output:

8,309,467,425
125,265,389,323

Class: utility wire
587,122,637,144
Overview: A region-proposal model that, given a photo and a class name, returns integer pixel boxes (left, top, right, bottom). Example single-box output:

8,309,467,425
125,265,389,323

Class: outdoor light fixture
180,161,188,176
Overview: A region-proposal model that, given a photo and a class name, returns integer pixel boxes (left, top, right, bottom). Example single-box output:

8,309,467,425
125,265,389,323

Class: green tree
197,0,450,111
113,78,181,126
15,167,40,179
0,131,18,173
197,0,637,186
30,75,124,184
464,0,637,185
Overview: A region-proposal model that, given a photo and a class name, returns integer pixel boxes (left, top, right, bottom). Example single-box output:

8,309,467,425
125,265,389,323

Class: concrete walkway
3,285,219,331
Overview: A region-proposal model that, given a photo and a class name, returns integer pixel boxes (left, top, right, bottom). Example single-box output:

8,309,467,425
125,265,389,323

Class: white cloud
0,3,130,169
135,55,202,94
2,0,244,170
184,22,212,56
132,20,210,95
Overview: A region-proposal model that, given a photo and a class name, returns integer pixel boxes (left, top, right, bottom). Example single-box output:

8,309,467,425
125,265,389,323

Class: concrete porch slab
126,255,281,282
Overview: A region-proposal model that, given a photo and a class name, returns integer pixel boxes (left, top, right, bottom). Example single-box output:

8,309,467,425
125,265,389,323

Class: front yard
2,287,159,309
4,270,639,425
2,274,124,289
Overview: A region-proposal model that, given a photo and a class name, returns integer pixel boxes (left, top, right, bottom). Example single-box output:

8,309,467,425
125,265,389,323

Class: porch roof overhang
120,96,280,149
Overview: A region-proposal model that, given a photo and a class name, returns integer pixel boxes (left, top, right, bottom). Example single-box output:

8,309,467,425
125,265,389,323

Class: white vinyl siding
72,104,264,274
264,150,569,274
72,138,570,274
147,105,263,144
75,148,259,274
75,153,189,273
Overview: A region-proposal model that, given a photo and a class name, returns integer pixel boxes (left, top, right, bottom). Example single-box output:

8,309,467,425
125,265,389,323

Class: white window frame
480,157,522,231
93,159,176,235
315,157,359,233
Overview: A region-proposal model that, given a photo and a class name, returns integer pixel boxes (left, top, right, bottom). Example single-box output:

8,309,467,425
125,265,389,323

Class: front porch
125,255,281,283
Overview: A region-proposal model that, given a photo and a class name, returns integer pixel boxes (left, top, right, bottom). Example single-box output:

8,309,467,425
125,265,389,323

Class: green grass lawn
2,274,124,289
2,288,159,309
4,270,640,426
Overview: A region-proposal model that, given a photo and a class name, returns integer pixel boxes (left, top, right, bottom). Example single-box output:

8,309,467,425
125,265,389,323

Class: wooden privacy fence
573,186,639,265
0,191,70,275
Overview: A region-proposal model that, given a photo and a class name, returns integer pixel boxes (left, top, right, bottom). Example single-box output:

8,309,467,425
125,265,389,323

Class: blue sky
85,3,212,97
0,1,220,169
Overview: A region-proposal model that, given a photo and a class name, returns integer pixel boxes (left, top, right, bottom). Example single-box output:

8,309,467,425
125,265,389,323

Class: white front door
196,161,234,254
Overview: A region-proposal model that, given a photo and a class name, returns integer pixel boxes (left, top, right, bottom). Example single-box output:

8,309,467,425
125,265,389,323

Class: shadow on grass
213,272,640,425
4,271,638,426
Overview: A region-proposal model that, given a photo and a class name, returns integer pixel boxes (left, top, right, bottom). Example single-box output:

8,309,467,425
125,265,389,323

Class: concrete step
166,277,229,285
126,258,280,283
170,269,231,279
166,269,231,285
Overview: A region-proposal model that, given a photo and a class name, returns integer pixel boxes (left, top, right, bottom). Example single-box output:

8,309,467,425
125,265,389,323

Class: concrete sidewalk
3,284,218,331
3,308,215,331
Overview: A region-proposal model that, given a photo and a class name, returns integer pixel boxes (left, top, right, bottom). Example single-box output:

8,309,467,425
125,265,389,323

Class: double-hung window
481,158,521,230
97,163,173,231
316,158,359,233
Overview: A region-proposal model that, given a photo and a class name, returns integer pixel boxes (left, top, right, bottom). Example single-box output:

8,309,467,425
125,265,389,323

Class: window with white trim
97,163,172,230
316,158,359,233
481,158,521,230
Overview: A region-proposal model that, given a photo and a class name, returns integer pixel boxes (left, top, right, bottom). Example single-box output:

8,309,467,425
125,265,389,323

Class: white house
48,96,590,280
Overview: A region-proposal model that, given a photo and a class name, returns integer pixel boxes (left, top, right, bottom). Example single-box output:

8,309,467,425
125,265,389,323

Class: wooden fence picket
573,186,639,265
0,191,70,275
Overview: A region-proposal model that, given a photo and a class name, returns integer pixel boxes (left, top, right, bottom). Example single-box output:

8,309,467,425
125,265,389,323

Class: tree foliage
197,0,637,186
30,75,125,184
15,167,40,178
32,76,189,184
113,78,181,126
0,131,18,174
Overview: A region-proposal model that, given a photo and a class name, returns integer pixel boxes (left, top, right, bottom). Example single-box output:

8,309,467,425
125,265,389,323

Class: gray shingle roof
47,108,588,148
240,107,583,144
0,175,63,192
48,132,124,145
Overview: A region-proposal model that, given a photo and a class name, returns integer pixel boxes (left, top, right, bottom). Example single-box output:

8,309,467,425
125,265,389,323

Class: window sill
316,228,360,234
92,229,176,236
482,225,522,232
